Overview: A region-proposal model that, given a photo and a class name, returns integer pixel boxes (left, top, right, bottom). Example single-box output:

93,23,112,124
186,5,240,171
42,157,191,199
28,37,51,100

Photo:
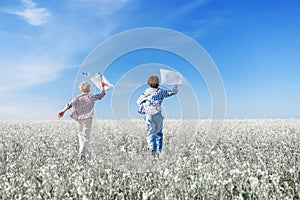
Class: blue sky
0,0,299,120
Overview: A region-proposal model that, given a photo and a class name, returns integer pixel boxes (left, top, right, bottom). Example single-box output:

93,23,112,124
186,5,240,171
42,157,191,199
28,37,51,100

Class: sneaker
80,155,86,160
151,149,156,157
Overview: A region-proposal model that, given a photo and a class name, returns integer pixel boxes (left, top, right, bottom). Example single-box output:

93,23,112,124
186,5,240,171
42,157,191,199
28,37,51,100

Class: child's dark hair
148,76,159,88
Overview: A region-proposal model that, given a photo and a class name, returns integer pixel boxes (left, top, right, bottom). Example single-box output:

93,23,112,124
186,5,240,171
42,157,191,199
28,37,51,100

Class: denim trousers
145,112,163,152
77,117,92,156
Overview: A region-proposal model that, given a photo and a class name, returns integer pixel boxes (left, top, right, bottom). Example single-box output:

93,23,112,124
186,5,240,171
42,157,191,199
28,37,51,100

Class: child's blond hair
79,82,91,93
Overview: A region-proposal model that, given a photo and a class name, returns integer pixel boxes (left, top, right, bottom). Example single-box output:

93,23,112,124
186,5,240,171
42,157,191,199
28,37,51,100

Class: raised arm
94,76,107,101
160,85,178,98
100,75,106,96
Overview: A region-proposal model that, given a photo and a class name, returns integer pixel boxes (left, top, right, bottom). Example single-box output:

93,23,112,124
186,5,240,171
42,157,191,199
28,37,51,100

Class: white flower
288,168,295,174
248,177,259,188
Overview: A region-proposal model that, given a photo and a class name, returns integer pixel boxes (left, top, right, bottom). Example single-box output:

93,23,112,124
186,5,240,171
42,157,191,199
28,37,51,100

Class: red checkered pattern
68,93,105,120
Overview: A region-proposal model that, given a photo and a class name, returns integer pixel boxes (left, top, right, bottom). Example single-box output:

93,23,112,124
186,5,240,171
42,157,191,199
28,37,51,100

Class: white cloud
174,0,208,16
5,0,51,26
0,0,129,93
0,0,134,119
161,0,208,23
0,55,65,92
0,95,63,120
69,0,130,17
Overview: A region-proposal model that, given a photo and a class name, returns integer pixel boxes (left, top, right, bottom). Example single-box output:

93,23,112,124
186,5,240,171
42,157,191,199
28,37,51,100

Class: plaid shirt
67,92,105,120
137,87,178,115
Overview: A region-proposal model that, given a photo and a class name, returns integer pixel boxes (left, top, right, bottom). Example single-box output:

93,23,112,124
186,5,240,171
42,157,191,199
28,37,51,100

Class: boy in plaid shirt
58,80,106,159
137,75,178,158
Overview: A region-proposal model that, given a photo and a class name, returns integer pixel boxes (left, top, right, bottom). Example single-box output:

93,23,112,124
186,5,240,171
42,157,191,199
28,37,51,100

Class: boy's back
137,87,178,115
137,75,178,158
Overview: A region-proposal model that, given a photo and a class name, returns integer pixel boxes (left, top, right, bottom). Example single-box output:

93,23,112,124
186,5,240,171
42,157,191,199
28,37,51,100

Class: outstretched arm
58,103,72,118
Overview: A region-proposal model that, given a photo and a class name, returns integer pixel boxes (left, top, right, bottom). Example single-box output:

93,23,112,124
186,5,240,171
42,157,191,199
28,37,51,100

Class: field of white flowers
1,119,300,199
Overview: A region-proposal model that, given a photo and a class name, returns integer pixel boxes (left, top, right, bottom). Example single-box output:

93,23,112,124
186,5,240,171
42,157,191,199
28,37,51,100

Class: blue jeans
145,112,163,152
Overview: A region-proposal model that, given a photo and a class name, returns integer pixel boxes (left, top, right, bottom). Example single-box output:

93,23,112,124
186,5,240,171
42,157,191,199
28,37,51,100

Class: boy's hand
58,111,65,118
173,85,178,94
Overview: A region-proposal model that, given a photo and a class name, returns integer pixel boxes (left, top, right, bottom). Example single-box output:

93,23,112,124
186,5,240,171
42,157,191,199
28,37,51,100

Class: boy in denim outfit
137,76,178,158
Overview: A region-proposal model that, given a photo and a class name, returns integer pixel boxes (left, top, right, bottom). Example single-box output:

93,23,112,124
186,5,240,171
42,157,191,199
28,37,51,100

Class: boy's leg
78,118,92,157
78,122,84,156
145,114,157,151
156,132,163,153
154,113,163,153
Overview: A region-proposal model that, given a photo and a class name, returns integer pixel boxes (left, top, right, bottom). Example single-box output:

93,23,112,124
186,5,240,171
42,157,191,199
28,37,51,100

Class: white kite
160,69,188,85
82,72,114,91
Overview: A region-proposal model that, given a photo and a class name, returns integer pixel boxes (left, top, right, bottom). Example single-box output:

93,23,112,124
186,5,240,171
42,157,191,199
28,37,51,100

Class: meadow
0,119,300,199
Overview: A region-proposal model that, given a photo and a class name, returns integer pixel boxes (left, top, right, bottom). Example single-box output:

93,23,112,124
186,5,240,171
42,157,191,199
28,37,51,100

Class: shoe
151,149,156,157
